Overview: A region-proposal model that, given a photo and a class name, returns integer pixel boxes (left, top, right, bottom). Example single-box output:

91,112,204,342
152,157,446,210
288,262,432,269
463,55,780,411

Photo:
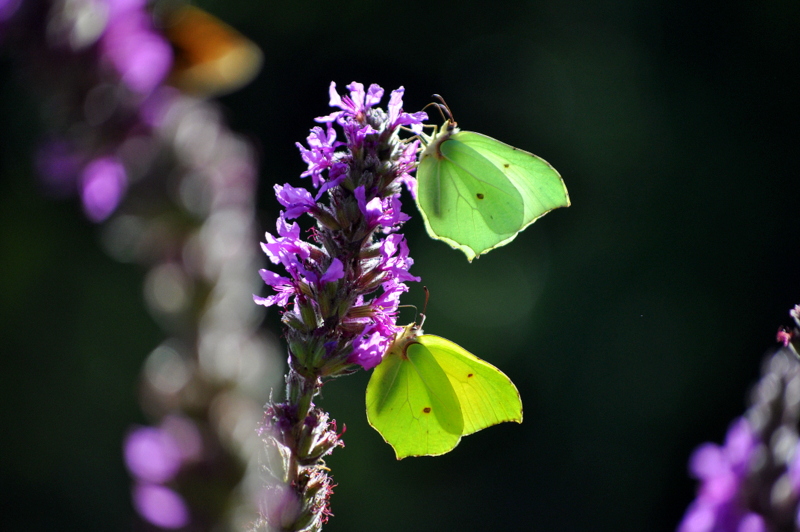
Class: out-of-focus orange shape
162,4,263,97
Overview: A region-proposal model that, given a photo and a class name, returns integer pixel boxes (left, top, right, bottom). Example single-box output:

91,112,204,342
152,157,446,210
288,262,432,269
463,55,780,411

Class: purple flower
354,186,383,226
299,257,345,289
100,1,172,94
678,419,760,532
80,156,127,222
320,258,344,284
355,186,412,230
275,183,317,219
260,218,311,271
297,125,339,189
396,140,422,198
318,81,384,124
132,483,190,529
254,270,295,308
387,86,427,134
350,325,391,370
124,426,182,484
256,81,425,371
379,234,420,284
369,280,408,336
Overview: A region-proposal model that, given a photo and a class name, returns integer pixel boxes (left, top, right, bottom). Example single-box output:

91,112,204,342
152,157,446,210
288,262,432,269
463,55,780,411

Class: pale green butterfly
415,102,570,261
366,320,522,459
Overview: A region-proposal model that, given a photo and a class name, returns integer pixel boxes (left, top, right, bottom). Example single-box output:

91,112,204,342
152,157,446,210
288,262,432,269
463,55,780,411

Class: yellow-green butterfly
366,321,522,459
416,106,570,261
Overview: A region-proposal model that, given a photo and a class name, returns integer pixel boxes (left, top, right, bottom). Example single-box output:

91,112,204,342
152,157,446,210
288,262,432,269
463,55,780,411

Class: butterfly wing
417,136,524,261
366,343,464,459
417,334,522,436
416,128,569,261
455,131,570,240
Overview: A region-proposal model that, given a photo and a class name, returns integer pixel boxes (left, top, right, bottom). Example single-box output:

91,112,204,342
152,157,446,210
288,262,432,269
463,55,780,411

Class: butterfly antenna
420,100,444,120
397,304,419,325
431,95,455,124
418,286,431,329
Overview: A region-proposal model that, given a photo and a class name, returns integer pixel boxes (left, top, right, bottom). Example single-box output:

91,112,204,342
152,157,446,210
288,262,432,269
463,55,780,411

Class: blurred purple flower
100,0,172,94
132,483,190,529
678,339,800,531
7,0,175,222
79,155,127,222
678,419,759,532
124,426,182,484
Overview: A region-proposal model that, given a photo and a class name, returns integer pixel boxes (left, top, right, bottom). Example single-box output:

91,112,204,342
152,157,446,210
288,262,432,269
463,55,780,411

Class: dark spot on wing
423,407,431,413
476,193,484,200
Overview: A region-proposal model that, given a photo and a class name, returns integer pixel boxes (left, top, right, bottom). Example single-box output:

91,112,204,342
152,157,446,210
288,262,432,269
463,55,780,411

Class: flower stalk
253,82,426,530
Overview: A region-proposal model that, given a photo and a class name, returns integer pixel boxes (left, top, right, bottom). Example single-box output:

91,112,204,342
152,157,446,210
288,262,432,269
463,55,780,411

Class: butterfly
366,321,522,459
161,4,263,98
415,103,570,261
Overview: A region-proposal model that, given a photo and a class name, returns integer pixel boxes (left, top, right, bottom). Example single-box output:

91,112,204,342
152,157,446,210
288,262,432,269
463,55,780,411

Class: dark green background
2,0,798,530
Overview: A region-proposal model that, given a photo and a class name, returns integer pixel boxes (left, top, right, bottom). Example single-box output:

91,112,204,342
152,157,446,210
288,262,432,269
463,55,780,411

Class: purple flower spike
256,82,424,372
679,342,800,532
252,82,429,530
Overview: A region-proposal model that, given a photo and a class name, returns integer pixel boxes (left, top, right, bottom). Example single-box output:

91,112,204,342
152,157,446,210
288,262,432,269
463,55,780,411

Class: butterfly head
418,119,459,163
386,322,424,360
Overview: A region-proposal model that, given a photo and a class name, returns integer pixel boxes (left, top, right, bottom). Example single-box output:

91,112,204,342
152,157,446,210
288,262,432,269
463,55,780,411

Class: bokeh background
1,0,798,530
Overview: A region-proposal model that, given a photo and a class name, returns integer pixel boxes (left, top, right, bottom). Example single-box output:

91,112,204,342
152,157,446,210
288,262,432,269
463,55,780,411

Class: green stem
285,369,322,481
